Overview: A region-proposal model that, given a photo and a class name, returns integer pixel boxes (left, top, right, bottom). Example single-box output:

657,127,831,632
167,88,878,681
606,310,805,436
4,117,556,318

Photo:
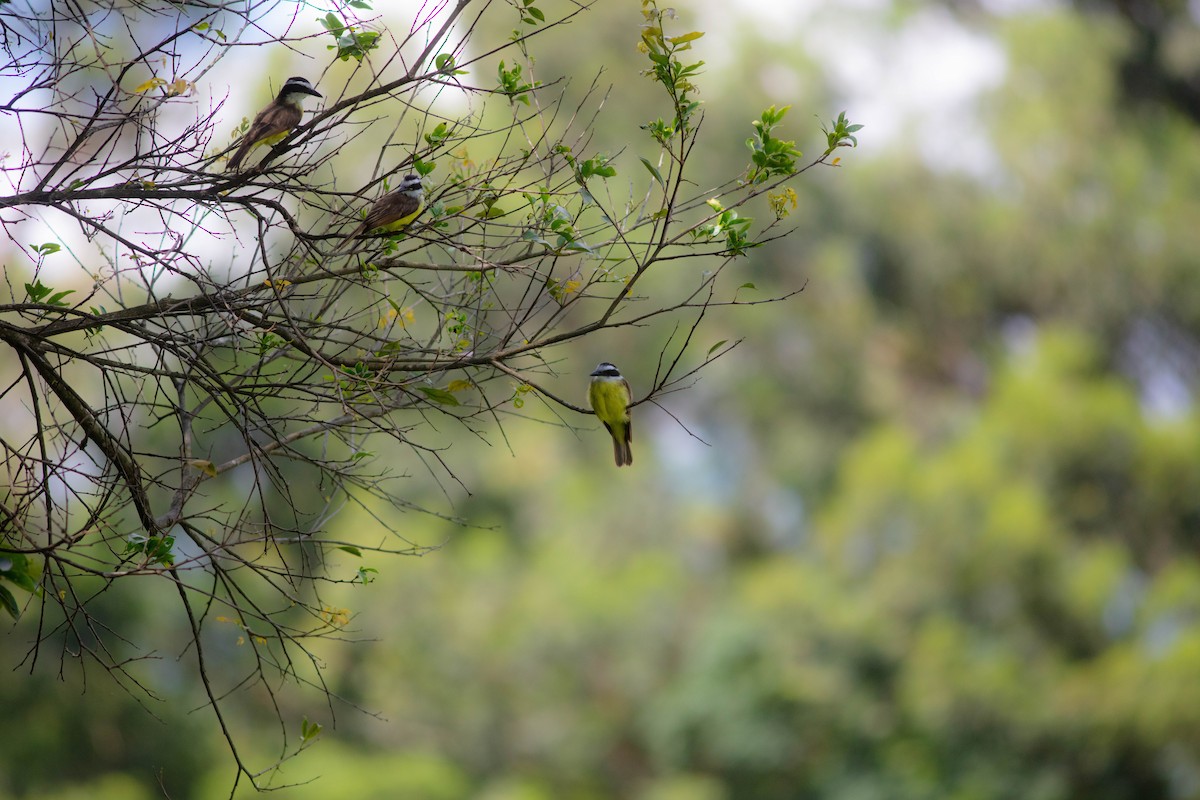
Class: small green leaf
435,53,455,71
187,459,218,477
739,282,756,290
418,386,461,406
24,280,53,303
0,584,18,619
668,31,704,45
639,156,665,188
0,552,38,593
707,339,727,356
337,545,362,557
301,717,323,742
412,156,437,176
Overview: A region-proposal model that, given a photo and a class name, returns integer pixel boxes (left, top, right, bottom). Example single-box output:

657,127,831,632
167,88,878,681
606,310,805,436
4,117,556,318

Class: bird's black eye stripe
595,367,621,377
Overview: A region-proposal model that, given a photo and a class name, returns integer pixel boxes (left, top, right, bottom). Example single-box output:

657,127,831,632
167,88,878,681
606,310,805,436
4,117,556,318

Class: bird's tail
332,223,368,256
226,140,252,172
613,423,633,467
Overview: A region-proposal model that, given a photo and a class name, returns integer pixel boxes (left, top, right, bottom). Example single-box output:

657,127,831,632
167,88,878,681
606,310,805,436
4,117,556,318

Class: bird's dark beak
306,87,323,98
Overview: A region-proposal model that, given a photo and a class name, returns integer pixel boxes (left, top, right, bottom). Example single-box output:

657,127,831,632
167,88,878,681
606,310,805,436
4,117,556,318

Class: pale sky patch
702,1,1009,176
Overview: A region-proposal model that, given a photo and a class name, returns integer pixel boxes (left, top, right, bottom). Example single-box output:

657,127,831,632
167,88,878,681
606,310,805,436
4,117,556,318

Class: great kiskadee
226,76,322,171
337,174,425,251
588,361,633,467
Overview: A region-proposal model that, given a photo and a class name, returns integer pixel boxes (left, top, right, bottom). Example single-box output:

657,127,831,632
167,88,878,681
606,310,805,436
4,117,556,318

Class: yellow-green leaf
133,77,167,94
187,459,218,477
418,386,460,406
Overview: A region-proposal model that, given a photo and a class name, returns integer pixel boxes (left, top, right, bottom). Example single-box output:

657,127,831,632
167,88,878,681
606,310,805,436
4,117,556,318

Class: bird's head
590,362,622,378
280,76,322,102
397,173,424,198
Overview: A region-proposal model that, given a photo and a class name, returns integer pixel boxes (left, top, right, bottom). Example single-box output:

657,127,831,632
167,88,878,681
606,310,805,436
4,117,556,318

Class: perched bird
226,76,322,171
336,174,425,251
588,361,633,467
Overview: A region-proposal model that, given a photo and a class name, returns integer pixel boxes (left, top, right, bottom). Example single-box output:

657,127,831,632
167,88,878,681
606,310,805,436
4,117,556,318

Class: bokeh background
4,0,1200,798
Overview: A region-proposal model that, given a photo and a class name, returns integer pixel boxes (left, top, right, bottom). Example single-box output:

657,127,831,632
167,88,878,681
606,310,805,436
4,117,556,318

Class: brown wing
621,378,633,466
335,192,420,253
621,378,633,433
228,102,302,171
362,191,421,231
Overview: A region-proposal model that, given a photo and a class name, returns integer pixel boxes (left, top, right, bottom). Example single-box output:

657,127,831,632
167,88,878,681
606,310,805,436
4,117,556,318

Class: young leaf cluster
746,105,803,184
638,1,704,143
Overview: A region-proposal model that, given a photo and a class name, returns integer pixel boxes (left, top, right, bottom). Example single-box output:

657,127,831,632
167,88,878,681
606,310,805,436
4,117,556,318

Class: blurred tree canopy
4,1,1200,799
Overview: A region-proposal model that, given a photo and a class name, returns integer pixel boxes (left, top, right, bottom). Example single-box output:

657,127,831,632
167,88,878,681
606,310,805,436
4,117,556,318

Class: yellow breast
589,379,630,425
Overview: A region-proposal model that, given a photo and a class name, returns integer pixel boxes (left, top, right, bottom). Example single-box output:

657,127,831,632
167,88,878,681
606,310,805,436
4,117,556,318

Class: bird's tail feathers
613,423,633,467
332,222,369,255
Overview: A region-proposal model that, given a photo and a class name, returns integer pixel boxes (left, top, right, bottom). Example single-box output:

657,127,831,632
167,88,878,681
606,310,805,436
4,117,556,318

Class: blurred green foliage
4,2,1200,799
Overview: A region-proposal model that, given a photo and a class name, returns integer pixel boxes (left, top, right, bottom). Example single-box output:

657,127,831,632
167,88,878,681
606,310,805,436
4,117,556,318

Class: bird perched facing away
226,76,322,171
588,361,633,467
336,174,425,251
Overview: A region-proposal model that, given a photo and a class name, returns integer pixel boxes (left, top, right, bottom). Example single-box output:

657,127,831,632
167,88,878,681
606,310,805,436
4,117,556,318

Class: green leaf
527,6,544,21
638,157,665,188
424,122,452,145
24,280,53,303
0,554,37,593
739,282,756,290
337,545,363,557
301,717,323,742
418,386,461,406
187,459,218,477
707,339,727,356
412,156,437,176
0,584,18,619
668,31,704,45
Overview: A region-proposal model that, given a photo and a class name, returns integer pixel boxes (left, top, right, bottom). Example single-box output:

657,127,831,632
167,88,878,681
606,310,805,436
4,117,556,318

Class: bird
336,174,425,252
226,76,322,171
588,361,633,467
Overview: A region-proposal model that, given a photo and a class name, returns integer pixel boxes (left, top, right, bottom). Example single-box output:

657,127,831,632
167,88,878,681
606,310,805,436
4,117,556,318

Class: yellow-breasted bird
226,76,322,172
588,361,633,467
336,174,425,252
